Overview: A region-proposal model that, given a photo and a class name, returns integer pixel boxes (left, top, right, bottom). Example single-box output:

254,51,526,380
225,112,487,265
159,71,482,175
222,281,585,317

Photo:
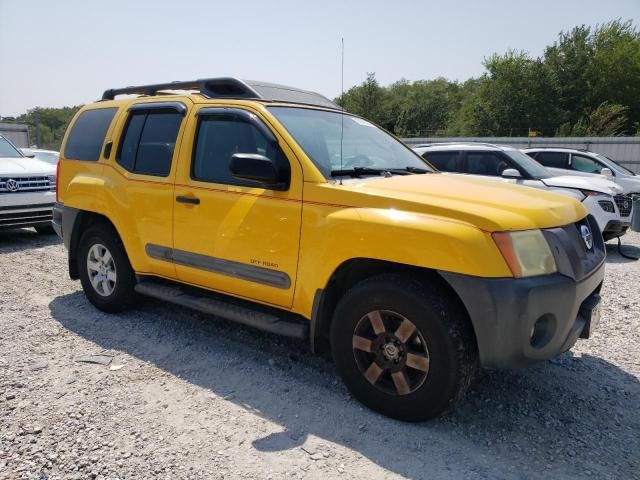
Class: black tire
78,223,137,313
331,274,478,422
35,225,56,235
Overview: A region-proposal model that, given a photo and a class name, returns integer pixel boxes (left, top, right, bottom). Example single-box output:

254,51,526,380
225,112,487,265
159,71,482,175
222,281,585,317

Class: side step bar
134,280,308,339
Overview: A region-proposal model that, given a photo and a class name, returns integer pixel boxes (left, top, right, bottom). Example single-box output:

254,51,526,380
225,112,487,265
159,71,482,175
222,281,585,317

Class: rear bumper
439,262,605,369
52,201,78,249
52,202,63,239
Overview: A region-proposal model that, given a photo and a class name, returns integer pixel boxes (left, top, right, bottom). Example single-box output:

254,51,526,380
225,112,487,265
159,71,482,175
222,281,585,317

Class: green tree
545,19,640,134
13,106,81,150
450,51,560,136
336,73,387,125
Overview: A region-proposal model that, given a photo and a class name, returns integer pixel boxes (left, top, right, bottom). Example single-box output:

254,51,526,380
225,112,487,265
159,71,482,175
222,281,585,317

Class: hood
329,173,586,232
0,156,56,176
541,175,623,195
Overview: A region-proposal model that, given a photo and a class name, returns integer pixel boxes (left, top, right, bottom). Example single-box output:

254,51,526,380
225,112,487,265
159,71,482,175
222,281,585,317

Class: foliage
1,106,81,150
336,19,640,137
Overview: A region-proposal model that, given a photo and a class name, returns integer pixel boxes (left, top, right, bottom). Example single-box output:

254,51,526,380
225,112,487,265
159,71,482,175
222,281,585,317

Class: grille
0,176,54,193
614,194,632,217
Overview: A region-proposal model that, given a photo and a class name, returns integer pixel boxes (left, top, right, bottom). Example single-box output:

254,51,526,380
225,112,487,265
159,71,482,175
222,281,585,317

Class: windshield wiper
404,166,431,174
384,166,431,175
330,167,390,178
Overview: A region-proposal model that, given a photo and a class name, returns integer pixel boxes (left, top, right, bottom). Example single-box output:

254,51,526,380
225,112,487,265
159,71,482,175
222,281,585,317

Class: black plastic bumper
52,202,63,239
602,220,630,240
52,201,78,249
439,262,605,369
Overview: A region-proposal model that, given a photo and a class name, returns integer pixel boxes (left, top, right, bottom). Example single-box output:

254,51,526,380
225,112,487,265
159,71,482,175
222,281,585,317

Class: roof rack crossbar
102,78,261,101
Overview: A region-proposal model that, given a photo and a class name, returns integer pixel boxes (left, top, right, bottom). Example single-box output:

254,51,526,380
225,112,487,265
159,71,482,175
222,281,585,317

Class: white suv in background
413,143,631,241
0,135,57,234
523,148,640,197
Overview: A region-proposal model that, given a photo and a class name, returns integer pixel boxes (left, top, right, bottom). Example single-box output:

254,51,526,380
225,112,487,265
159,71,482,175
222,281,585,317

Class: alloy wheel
352,310,430,396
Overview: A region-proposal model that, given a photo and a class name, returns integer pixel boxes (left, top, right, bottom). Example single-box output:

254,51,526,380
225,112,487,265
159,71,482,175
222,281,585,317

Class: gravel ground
1,229,639,480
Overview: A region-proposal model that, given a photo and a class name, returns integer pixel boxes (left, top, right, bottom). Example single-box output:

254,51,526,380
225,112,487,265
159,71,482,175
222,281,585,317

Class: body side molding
145,243,291,289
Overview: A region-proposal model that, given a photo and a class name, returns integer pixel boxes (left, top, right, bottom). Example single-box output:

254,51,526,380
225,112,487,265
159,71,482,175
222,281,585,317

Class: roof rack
101,77,342,110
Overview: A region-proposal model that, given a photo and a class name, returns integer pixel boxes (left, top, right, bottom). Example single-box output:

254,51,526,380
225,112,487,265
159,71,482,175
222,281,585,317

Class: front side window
192,114,288,187
117,109,182,176
571,154,602,174
533,151,569,169
0,136,23,158
268,106,431,177
464,152,511,176
422,151,459,172
64,108,117,161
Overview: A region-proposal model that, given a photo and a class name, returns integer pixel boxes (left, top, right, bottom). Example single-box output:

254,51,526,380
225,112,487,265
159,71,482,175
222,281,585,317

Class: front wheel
331,274,478,422
78,223,137,313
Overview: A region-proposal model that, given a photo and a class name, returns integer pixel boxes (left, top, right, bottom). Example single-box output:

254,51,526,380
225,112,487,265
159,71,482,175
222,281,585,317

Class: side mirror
601,167,614,178
230,153,287,190
21,148,35,158
501,168,522,179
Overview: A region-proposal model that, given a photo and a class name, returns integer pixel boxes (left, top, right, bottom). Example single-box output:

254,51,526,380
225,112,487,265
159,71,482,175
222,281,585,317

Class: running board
134,280,308,339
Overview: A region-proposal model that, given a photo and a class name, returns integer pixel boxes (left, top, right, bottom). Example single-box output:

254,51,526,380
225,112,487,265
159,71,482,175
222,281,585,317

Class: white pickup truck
0,135,56,234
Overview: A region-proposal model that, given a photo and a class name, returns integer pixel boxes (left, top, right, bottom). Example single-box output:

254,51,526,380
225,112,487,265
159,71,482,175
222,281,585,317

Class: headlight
492,230,557,278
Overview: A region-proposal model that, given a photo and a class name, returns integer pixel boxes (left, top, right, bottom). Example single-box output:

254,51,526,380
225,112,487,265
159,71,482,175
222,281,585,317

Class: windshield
506,150,551,180
0,136,24,158
33,151,60,165
594,153,636,176
268,107,433,177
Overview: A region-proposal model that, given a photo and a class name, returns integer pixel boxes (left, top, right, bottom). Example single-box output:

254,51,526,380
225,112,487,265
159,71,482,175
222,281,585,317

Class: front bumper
602,220,630,240
0,199,55,230
440,264,604,368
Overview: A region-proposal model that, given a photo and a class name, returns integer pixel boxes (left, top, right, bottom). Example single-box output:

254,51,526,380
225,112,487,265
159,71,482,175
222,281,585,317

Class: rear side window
422,151,459,172
192,115,288,187
534,151,569,169
465,152,511,176
64,108,117,161
117,110,182,176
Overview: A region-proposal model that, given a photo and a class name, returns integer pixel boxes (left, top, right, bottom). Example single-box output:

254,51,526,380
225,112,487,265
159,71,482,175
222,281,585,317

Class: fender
292,204,512,318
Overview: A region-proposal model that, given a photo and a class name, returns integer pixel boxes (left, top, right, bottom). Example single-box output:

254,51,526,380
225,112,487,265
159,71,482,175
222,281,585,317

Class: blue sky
0,0,638,116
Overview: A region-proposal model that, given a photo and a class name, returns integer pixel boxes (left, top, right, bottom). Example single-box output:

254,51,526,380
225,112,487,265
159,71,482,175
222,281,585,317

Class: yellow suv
53,78,605,421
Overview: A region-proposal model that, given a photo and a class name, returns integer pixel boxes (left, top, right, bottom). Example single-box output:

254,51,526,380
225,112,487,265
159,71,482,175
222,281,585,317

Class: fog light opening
530,314,556,349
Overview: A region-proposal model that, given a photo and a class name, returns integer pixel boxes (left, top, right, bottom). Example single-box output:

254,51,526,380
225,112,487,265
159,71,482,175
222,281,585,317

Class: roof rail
101,77,342,110
412,141,501,148
523,146,593,152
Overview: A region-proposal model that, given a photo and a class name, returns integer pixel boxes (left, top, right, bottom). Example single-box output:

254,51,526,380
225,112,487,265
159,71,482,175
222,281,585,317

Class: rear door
108,101,187,278
171,106,303,308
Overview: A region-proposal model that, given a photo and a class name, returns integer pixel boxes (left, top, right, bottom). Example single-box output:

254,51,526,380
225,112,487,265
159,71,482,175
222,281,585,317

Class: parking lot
0,230,639,480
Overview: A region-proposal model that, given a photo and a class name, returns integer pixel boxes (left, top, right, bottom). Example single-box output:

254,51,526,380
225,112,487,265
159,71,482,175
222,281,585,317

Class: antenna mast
339,37,345,185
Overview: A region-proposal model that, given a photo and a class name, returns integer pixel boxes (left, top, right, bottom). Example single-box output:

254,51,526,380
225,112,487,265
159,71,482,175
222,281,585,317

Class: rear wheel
78,223,137,313
331,274,478,422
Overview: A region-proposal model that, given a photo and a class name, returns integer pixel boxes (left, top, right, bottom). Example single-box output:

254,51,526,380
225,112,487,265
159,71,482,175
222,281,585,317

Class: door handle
176,195,200,205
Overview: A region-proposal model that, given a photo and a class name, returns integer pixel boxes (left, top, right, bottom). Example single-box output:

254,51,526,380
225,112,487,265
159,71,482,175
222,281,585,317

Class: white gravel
1,229,639,480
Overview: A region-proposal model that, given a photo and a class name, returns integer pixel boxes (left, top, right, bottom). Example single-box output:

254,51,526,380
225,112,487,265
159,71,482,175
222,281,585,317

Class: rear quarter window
64,108,117,161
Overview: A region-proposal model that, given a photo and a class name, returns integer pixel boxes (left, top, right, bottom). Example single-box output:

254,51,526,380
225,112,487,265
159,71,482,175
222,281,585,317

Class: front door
171,106,303,308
